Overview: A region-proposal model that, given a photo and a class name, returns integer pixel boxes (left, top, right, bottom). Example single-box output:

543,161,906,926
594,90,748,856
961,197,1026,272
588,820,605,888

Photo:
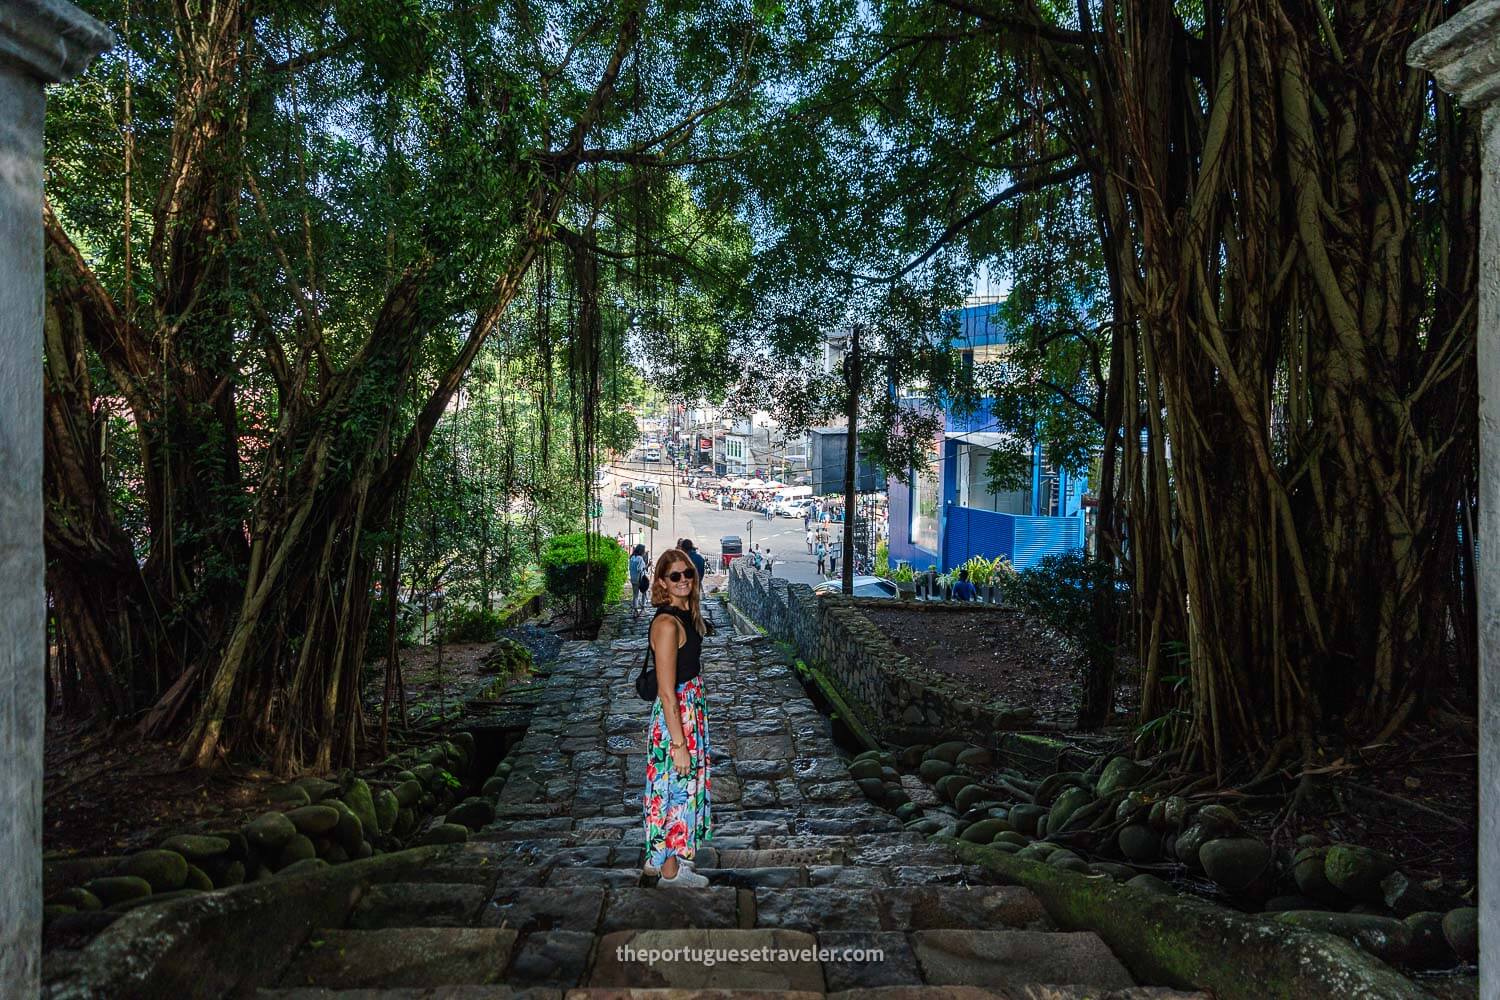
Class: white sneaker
658,865,709,888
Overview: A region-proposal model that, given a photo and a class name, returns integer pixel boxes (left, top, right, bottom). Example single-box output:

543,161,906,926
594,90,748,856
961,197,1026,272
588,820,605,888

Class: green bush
998,551,1125,656
441,605,506,643
874,540,890,577
541,532,628,624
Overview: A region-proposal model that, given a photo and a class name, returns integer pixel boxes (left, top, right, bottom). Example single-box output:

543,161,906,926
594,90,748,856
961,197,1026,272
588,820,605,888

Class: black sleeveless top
650,605,702,685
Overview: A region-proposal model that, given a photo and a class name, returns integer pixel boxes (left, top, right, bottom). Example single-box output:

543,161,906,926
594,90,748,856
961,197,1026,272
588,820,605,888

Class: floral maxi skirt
642,675,713,867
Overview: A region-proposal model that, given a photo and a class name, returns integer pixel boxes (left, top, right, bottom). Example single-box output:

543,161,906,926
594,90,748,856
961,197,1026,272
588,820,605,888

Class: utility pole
841,324,861,594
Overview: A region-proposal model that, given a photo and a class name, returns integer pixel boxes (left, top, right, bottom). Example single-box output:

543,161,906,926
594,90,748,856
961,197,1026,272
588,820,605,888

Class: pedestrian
642,548,712,887
805,527,815,555
829,540,840,577
764,549,775,576
952,568,978,602
681,539,707,584
629,544,650,617
803,512,811,531
815,539,827,576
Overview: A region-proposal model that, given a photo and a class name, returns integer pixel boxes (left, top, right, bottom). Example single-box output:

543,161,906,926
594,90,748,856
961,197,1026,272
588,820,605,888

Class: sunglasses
666,568,696,582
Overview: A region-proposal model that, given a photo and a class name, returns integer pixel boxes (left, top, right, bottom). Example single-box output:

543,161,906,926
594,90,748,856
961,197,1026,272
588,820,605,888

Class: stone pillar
0,0,111,993
1410,5,1500,994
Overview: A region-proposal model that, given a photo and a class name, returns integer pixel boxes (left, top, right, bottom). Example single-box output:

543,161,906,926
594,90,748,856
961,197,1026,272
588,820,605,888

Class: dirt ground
42,637,525,859
1264,718,1479,898
861,604,1138,728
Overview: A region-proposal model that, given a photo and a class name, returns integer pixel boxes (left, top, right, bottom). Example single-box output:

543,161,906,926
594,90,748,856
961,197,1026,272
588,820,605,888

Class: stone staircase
257,602,1205,998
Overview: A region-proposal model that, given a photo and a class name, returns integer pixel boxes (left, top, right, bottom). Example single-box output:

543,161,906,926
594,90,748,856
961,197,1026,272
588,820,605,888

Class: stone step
261,989,560,999
712,848,845,868
751,886,1049,933
276,928,517,989
349,883,489,929
909,929,1136,990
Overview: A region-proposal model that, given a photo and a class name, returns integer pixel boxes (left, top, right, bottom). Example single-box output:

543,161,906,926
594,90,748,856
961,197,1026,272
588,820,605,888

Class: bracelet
669,739,686,750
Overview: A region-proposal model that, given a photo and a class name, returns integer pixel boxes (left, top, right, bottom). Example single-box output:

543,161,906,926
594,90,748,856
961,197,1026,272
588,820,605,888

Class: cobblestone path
263,603,1202,998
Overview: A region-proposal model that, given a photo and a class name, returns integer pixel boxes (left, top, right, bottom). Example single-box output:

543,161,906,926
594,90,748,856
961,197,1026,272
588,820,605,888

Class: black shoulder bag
634,639,659,700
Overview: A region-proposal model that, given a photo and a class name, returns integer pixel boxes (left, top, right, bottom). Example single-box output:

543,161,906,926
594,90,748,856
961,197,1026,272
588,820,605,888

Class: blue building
886,301,1089,572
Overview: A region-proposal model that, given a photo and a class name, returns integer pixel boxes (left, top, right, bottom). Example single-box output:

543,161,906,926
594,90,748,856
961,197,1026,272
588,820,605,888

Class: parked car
775,498,814,519
812,575,899,599
644,448,661,462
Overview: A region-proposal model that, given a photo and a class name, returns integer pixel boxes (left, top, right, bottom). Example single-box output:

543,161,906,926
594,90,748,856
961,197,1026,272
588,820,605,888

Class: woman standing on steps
642,548,713,887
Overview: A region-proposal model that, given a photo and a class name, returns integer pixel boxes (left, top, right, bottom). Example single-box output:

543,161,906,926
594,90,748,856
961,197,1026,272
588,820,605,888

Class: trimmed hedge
541,532,628,623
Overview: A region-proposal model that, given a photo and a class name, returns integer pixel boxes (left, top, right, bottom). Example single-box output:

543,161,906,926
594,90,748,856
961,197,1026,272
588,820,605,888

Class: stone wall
727,561,1040,748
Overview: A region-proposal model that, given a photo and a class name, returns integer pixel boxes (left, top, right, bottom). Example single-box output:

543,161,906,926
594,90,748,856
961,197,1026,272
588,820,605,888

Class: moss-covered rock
84,875,153,906
341,778,380,838
373,788,400,833
898,744,931,769
1200,838,1271,893
959,818,1010,843
278,858,330,877
993,830,1028,848
183,865,215,892
276,835,318,870
954,783,998,813
394,779,423,808
1404,911,1454,967
51,887,102,911
325,798,365,851
157,835,230,862
395,808,417,837
244,811,298,852
1126,873,1172,894
955,746,994,768
267,784,311,807
117,850,188,892
1173,824,1211,872
935,773,969,803
1047,786,1093,833
925,740,970,764
1292,847,1343,905
446,797,496,831
285,805,341,836
199,858,245,888
1196,804,1240,836
1442,906,1478,962
1007,804,1046,835
1095,756,1148,797
917,758,954,783
415,823,470,846
291,776,339,802
1117,824,1159,862
847,758,884,781
1324,845,1396,903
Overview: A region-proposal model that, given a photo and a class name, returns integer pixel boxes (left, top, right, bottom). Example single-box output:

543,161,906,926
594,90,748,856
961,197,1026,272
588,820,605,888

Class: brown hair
649,547,707,636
